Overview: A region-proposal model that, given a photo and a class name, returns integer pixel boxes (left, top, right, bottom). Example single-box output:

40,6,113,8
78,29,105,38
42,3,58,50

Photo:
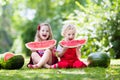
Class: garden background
0,0,120,80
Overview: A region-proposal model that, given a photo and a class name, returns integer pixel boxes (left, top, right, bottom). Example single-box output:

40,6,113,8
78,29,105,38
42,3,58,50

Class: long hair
34,23,53,41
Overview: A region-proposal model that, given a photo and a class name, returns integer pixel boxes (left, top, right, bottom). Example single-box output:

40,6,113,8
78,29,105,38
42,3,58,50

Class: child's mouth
69,38,73,40
42,35,47,37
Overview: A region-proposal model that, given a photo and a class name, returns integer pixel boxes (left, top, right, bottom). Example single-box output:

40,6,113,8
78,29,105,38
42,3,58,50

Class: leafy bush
63,0,120,58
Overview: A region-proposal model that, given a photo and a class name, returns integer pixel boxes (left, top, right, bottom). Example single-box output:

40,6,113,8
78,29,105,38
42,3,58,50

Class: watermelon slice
59,39,86,48
4,52,14,62
25,39,56,50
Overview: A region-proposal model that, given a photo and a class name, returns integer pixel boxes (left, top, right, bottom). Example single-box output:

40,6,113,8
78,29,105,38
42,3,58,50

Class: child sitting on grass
27,23,58,69
48,24,87,68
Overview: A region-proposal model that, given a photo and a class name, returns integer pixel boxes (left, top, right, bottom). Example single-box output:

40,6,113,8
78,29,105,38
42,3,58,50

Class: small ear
37,25,40,30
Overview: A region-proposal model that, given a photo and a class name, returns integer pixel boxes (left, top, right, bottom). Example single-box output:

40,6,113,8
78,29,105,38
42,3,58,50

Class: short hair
61,24,76,36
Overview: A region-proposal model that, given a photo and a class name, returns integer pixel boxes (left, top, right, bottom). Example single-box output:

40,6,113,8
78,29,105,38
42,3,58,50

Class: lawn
0,58,120,80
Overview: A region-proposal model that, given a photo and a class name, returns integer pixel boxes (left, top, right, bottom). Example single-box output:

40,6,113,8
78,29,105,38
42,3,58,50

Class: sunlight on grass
0,59,120,80
56,69,86,74
110,59,120,65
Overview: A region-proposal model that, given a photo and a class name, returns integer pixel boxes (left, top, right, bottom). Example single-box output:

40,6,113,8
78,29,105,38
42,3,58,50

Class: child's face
64,29,75,41
39,25,50,40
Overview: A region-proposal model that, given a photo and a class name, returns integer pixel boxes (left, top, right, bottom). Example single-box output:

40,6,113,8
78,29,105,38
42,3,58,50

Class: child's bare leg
34,49,52,68
28,49,54,69
37,49,51,66
31,52,41,64
27,52,41,68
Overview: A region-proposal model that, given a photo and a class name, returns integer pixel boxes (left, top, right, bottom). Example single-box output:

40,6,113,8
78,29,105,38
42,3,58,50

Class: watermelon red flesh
25,39,56,50
4,52,14,62
59,39,86,48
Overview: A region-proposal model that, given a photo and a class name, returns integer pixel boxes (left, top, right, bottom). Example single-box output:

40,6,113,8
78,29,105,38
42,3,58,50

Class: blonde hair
34,23,53,41
61,24,76,36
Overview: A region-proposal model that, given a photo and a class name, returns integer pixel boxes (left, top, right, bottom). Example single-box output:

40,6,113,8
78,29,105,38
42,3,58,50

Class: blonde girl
27,23,58,68
49,24,87,68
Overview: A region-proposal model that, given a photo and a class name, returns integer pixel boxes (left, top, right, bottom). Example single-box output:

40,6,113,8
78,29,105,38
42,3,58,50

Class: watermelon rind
87,52,110,68
2,55,24,69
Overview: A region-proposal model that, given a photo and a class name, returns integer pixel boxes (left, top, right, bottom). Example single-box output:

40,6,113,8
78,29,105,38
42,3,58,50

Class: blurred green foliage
0,0,120,58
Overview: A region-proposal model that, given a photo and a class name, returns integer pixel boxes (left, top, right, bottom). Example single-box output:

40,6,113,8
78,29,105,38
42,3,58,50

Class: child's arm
76,46,81,60
57,47,68,57
57,45,68,57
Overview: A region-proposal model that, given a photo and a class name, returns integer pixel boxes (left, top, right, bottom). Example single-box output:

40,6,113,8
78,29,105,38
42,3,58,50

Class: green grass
0,58,120,80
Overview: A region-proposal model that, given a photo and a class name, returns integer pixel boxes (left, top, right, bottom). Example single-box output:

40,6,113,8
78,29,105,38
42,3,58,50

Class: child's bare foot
27,64,40,69
50,64,58,69
43,64,51,69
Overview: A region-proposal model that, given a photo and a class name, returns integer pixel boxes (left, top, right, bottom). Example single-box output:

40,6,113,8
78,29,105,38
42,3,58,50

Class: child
27,23,58,69
49,24,87,68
